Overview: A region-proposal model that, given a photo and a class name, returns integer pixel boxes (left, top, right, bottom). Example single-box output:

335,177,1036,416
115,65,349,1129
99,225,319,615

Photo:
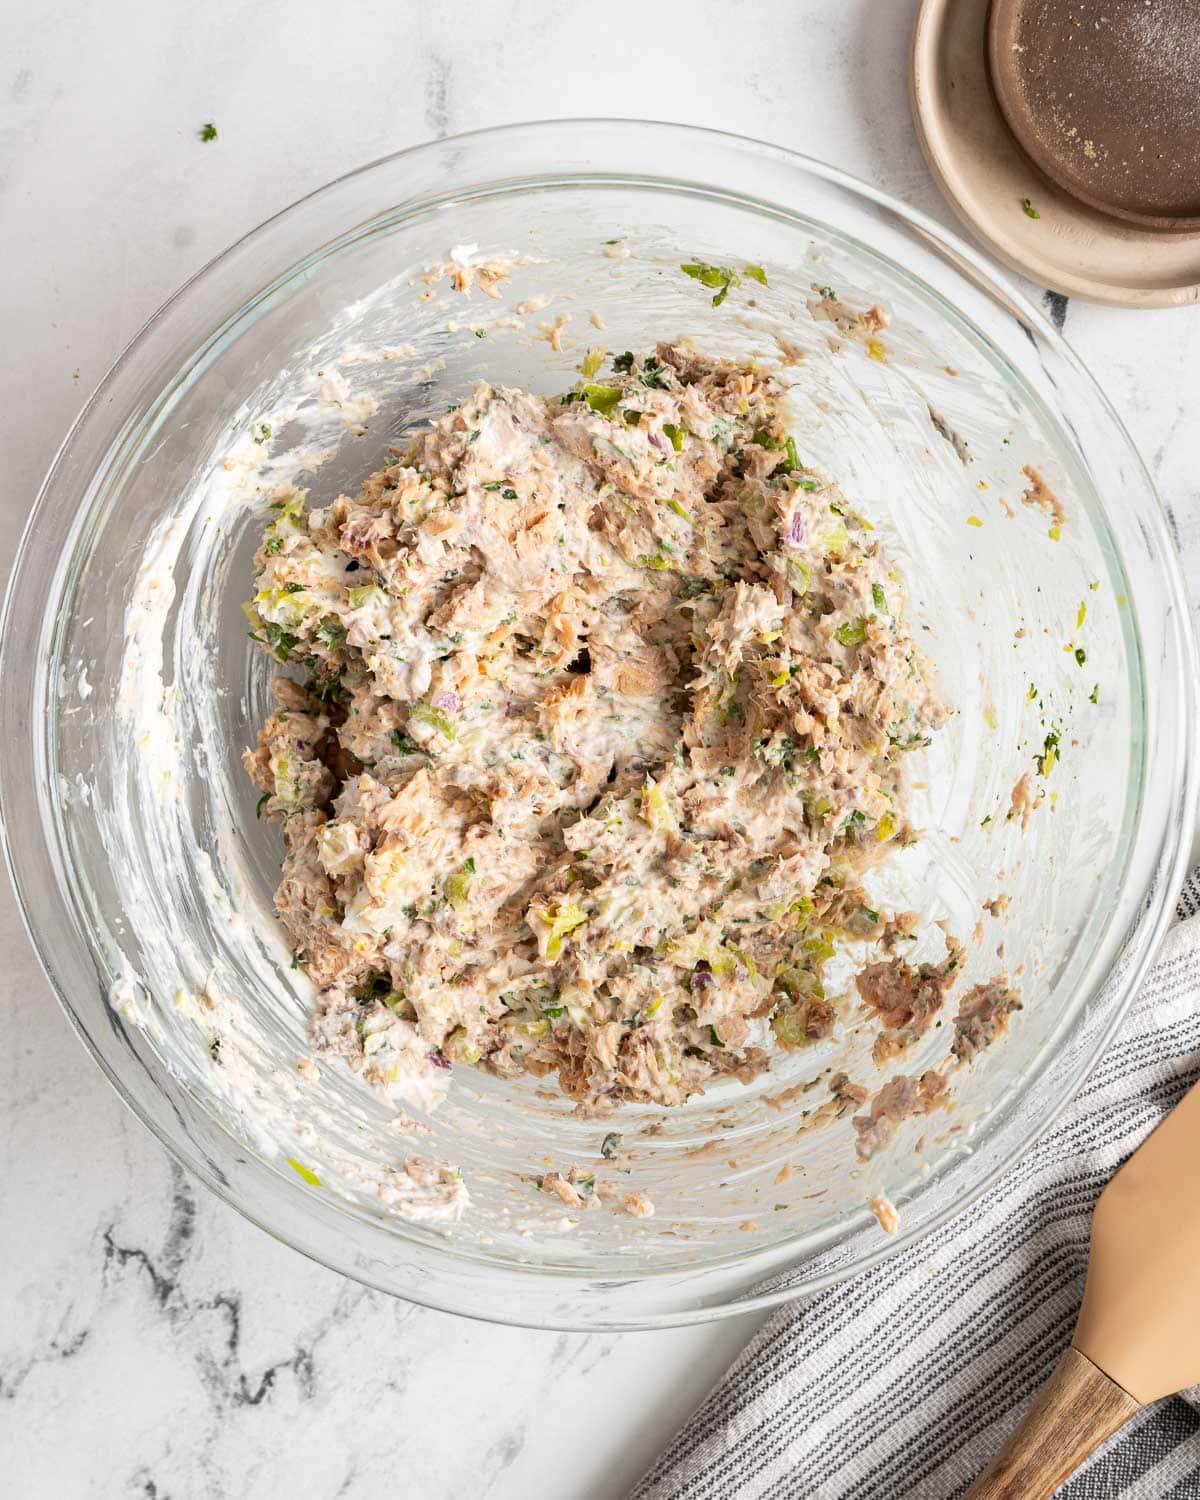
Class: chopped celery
444,1027,482,1065
409,700,457,740
640,776,677,833
582,384,623,416
834,618,867,648
537,902,589,961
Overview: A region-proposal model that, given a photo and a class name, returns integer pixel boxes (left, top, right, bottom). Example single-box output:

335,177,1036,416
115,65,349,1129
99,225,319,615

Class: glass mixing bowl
2,121,1195,1330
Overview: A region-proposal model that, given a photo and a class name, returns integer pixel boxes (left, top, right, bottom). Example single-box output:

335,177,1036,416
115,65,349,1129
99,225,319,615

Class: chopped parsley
872,583,888,614
312,616,345,649
1089,684,1099,704
1022,198,1040,219
1037,730,1060,776
255,792,270,818
258,621,298,661
680,261,741,307
198,122,218,143
1074,647,1087,666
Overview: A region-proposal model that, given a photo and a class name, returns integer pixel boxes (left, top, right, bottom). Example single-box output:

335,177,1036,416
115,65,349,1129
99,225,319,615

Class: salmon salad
244,342,952,1115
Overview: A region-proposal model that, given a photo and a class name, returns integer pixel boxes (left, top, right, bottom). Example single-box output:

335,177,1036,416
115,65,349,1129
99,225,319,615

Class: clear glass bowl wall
3,123,1193,1329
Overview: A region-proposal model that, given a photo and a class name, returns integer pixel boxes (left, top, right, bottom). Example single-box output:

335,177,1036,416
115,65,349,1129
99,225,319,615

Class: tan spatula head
966,1078,1200,1498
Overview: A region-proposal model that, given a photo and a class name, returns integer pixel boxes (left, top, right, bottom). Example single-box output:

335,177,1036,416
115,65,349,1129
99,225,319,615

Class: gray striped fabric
635,871,1200,1500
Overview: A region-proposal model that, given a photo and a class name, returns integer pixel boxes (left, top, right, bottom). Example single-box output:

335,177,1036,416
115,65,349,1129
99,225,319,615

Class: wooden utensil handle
964,1346,1140,1499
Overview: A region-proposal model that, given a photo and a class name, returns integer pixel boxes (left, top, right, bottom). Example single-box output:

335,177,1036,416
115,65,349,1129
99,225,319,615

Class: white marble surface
1,3,1197,1497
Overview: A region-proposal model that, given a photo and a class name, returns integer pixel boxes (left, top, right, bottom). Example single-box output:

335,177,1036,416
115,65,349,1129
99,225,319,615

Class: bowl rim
3,117,1196,1330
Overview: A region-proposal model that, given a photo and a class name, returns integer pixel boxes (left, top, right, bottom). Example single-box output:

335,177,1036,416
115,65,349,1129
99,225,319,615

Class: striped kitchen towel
635,870,1200,1500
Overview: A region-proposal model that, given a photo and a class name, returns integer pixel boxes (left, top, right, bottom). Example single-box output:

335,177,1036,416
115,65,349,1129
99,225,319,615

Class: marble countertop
2,3,1196,1496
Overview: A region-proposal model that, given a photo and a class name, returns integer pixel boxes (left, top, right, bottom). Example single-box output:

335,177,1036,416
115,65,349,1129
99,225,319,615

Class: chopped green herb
314,616,347,649
818,285,838,300
474,328,487,339
261,621,298,661
255,791,270,818
680,261,741,307
611,351,634,372
1089,684,1099,704
256,423,272,442
1037,730,1060,776
1074,647,1087,666
662,422,685,452
264,536,283,555
390,729,420,755
1022,198,1040,219
872,583,888,614
198,122,218,143
709,1026,726,1048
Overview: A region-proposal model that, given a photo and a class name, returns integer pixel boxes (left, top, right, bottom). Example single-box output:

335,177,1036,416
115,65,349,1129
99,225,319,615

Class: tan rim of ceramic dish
911,0,1200,308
